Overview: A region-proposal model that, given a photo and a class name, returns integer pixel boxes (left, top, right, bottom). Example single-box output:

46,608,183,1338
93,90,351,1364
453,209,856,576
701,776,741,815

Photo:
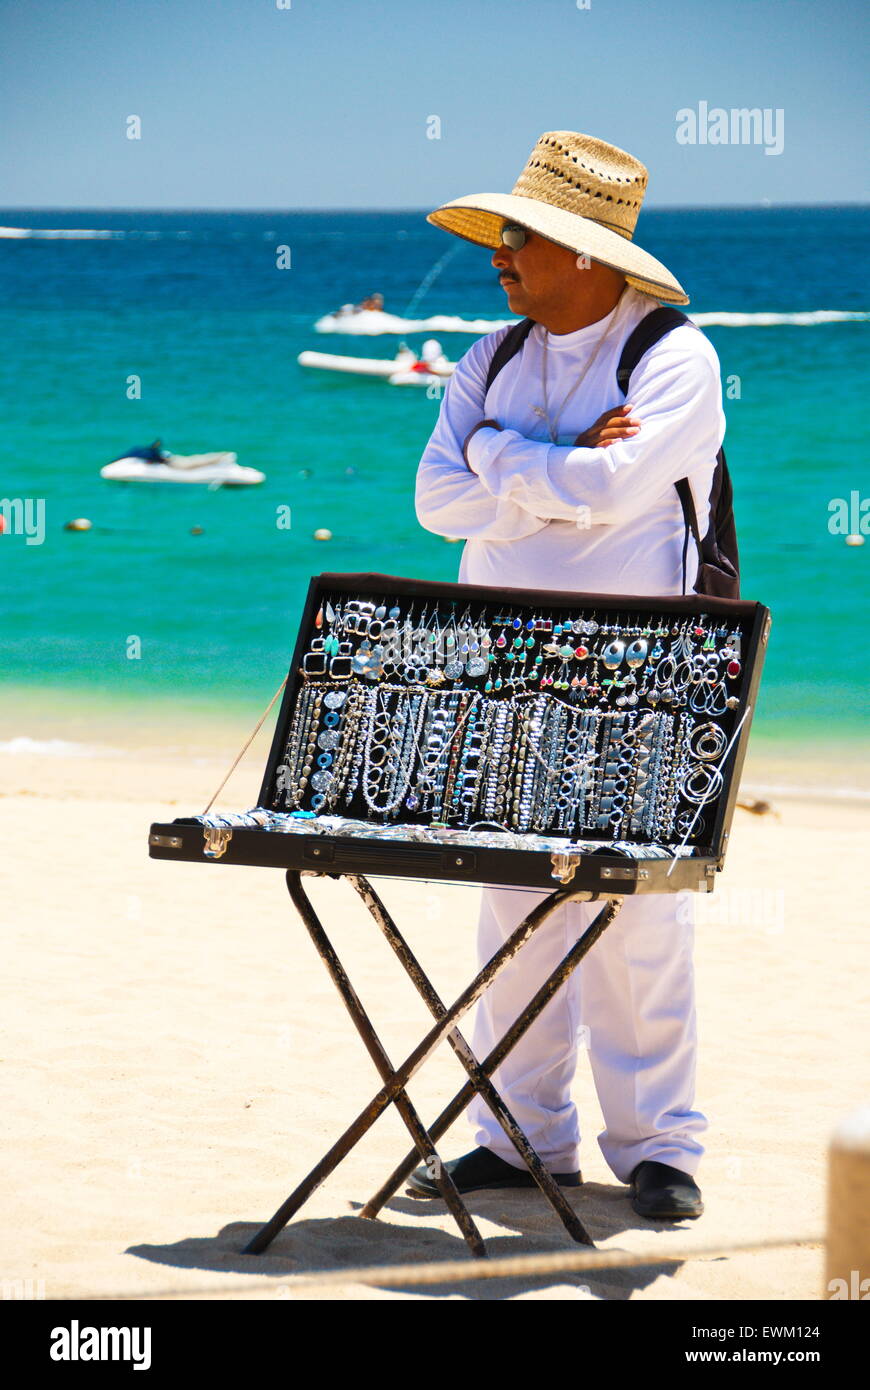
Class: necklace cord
541,289,626,443
202,675,288,816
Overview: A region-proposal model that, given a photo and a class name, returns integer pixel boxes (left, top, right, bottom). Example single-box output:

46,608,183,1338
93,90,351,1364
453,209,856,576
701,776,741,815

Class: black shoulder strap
615,307,691,394
617,306,707,594
484,318,536,395
674,476,703,596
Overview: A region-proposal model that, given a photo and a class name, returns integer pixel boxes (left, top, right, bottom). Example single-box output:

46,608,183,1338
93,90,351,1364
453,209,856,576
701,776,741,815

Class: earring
602,638,626,670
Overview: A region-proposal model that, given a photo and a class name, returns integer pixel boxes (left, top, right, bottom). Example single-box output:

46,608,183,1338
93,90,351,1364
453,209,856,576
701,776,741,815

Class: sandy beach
1,708,867,1302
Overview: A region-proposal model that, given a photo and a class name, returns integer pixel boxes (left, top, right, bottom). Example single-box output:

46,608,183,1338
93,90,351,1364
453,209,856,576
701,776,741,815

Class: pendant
351,640,372,675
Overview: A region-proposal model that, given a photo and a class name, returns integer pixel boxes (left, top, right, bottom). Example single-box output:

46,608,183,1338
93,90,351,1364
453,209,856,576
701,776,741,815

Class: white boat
298,346,419,378
299,340,455,383
101,445,265,487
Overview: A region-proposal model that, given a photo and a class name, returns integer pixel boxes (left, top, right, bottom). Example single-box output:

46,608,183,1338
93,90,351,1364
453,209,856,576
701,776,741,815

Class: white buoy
65,518,92,532
825,1106,870,1299
314,528,333,541
845,533,864,547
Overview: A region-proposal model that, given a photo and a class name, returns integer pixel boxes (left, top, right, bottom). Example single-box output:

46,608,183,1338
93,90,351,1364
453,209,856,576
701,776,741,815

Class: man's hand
573,404,640,449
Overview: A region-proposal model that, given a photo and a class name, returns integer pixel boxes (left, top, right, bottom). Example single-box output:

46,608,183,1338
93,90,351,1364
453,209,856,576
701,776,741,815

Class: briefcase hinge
149,833,183,850
203,826,233,859
551,851,582,884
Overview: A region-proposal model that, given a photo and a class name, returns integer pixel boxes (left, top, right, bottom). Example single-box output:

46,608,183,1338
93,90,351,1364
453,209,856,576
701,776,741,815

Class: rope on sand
82,1231,822,1300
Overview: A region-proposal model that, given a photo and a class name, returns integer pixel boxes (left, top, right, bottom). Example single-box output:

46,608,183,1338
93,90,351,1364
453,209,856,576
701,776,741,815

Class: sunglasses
500,222,529,250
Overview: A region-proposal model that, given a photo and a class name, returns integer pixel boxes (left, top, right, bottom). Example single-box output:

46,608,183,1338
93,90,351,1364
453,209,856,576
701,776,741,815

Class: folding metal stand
242,869,624,1259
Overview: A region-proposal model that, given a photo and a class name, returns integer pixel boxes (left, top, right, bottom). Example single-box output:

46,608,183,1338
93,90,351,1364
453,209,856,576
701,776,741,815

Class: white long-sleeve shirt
415,286,725,597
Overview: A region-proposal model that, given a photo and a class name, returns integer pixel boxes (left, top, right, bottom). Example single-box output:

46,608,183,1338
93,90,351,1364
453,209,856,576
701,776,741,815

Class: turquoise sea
0,206,868,761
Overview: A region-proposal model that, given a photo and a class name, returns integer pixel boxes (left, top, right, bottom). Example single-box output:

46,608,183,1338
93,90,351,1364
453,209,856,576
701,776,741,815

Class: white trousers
467,885,707,1183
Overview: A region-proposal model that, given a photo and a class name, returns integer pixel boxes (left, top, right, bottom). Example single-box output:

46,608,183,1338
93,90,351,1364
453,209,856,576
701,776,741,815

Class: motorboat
298,345,419,378
299,340,455,383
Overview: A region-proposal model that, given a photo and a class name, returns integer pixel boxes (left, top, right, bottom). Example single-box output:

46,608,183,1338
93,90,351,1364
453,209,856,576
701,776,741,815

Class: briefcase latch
203,826,233,860
550,851,583,884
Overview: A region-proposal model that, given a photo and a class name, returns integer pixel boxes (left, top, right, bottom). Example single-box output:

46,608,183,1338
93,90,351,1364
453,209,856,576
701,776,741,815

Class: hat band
516,201,636,240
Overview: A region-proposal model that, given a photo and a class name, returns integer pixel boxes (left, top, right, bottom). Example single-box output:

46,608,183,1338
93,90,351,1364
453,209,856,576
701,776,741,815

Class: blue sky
1,0,867,209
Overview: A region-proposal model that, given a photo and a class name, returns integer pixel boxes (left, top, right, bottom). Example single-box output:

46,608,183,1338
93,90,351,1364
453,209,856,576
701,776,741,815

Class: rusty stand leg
279,871,486,1258
346,873,596,1246
243,874,589,1256
359,895,623,1234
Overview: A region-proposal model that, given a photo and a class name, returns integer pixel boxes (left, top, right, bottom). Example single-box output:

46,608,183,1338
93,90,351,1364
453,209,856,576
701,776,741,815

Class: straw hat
427,131,688,306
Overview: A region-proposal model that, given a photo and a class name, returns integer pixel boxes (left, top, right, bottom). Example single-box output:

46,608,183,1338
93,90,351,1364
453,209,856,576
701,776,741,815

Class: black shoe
630,1160,703,1219
406,1146,582,1198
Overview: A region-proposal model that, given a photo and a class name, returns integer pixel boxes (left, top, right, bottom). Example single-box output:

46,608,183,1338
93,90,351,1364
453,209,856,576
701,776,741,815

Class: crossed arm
415,328,723,539
415,337,551,541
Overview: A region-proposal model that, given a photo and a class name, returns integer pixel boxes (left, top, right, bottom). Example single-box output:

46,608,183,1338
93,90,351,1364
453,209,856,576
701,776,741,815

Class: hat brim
427,193,689,306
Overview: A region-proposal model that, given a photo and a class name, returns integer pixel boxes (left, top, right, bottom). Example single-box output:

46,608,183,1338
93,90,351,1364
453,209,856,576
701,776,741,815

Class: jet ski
101,441,265,486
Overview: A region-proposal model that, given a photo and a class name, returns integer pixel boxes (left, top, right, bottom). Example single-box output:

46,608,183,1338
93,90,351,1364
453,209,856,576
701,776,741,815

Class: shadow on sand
128,1180,706,1300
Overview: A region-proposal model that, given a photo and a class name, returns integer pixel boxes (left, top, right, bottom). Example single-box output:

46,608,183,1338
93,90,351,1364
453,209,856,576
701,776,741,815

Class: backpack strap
674,476,703,598
617,306,705,594
484,317,536,395
615,307,691,393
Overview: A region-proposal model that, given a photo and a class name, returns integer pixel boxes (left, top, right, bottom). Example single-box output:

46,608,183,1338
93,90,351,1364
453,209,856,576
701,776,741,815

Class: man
411,131,725,1221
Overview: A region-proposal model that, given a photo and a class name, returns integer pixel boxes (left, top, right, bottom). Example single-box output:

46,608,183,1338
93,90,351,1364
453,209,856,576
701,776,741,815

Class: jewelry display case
149,571,770,894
